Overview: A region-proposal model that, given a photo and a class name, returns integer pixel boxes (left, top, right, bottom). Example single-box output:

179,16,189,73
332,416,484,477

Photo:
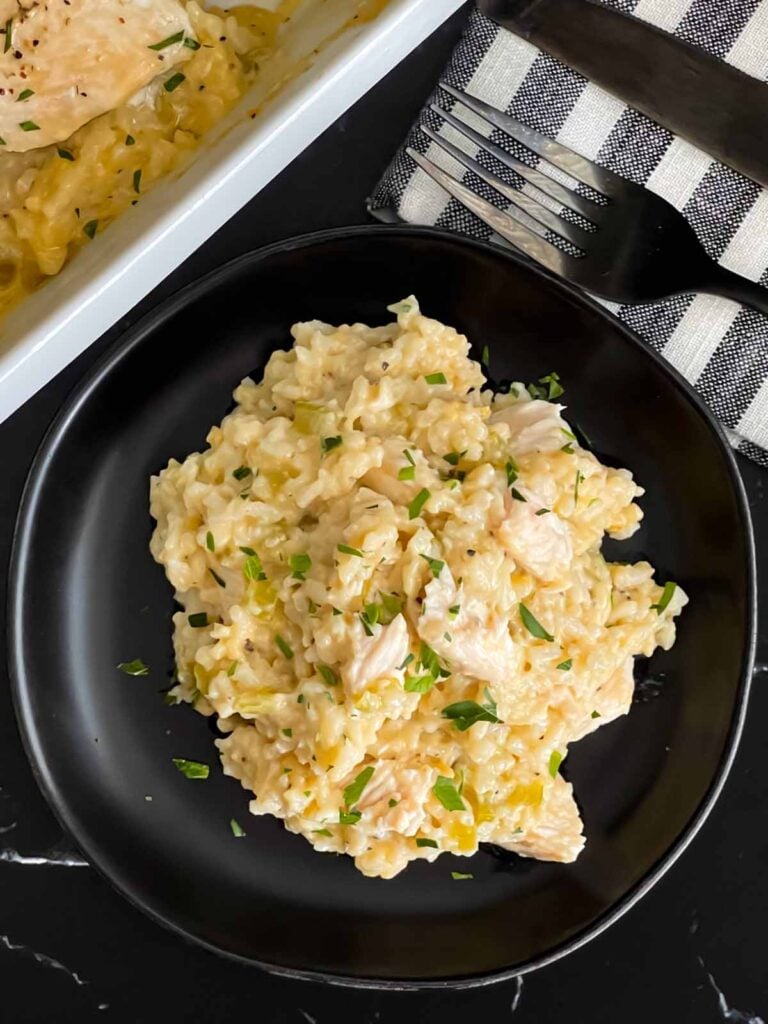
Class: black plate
9,226,756,988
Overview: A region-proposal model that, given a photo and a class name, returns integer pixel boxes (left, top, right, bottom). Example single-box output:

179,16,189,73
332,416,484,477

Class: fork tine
440,81,621,198
421,124,589,249
430,102,598,221
406,146,568,276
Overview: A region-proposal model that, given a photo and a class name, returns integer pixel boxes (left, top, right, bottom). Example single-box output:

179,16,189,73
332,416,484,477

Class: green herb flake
408,488,431,520
172,758,209,780
536,508,551,516
183,36,201,50
424,372,447,385
332,607,342,616
561,443,575,455
125,134,136,146
230,818,246,837
451,871,474,880
337,543,363,557
205,530,215,552
164,72,186,92
321,435,342,454
519,603,554,641
481,344,490,367
379,592,404,623
233,465,252,481
398,653,415,671
208,568,226,588
83,219,98,239
574,470,585,506
343,765,375,807
556,659,572,671
297,693,306,704
404,673,436,693
117,659,149,676
132,168,142,194
420,554,444,578
282,728,293,738
549,750,563,778
3,18,11,53
227,660,238,677
398,465,415,481
388,798,399,808
433,775,465,812
148,30,185,50
16,89,34,102
505,460,518,487
442,697,501,732
561,427,577,441
243,553,267,582
289,552,312,579
317,664,339,687
443,450,466,466
528,371,564,401
188,612,208,628
651,581,677,614
511,487,527,502
591,710,601,719
339,809,362,826
0,137,6,146
313,828,333,837
275,634,294,660
19,120,40,132
416,838,438,849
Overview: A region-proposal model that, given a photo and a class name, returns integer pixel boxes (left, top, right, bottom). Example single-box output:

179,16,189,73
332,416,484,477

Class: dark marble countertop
1,9,766,1022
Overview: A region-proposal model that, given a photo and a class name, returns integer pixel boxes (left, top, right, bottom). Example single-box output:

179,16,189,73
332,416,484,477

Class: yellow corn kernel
448,821,477,852
507,781,544,808
192,663,213,696
235,690,279,715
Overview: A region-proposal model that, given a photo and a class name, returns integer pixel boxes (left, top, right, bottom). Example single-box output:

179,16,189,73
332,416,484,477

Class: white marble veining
0,847,88,867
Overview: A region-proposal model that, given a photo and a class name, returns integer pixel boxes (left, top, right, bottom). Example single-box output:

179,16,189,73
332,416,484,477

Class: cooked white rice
149,297,686,878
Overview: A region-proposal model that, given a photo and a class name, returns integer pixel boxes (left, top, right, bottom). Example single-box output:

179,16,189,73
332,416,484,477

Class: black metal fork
407,83,768,316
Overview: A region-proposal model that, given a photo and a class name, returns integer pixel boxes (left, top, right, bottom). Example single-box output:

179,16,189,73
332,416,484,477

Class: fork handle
703,265,768,318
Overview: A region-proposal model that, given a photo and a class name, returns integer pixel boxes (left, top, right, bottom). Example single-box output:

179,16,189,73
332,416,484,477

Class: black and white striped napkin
370,1,768,467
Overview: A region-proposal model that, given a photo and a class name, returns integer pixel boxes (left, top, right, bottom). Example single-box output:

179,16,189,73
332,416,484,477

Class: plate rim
7,223,758,990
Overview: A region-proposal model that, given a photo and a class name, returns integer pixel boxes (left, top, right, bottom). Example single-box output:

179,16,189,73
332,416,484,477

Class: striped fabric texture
369,1,768,466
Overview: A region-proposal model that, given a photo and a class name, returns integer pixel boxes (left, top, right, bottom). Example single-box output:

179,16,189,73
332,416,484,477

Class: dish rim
7,223,757,990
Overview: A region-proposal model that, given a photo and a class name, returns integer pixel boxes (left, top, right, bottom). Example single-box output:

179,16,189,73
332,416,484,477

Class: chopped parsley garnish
433,776,465,812
549,750,563,778
527,371,564,401
505,460,518,487
556,659,572,671
205,530,215,552
208,568,226,588
227,661,238,677
289,552,311,579
343,766,375,807
519,603,554,641
651,581,677,614
511,487,527,502
398,653,415,671
133,169,142,194
420,554,444,578
164,72,186,92
451,871,473,880
313,828,333,837
0,138,5,146
404,673,436,693
418,641,443,678
536,508,551,516
230,818,246,837
19,121,40,132
337,543,363,557
481,344,490,367
448,604,461,618
233,465,251,481
297,693,306,703
416,838,438,849
125,134,136,146
398,465,415,481
443,450,466,466
332,607,342,616
561,443,575,455
83,220,98,239
388,798,399,808
172,758,209,779
574,469,585,506
404,449,415,465
321,435,342,453
561,427,577,442
3,18,11,53
282,728,293,738
16,89,34,102
339,809,361,825
442,693,501,731
148,30,185,50
591,710,601,719
424,372,447,385
243,553,267,581
317,665,339,687
117,659,149,676
183,36,201,50
408,488,430,520
275,634,294,660
188,612,208,628
379,593,404,622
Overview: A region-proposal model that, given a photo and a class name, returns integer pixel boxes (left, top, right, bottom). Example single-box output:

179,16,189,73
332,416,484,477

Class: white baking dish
0,0,465,423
